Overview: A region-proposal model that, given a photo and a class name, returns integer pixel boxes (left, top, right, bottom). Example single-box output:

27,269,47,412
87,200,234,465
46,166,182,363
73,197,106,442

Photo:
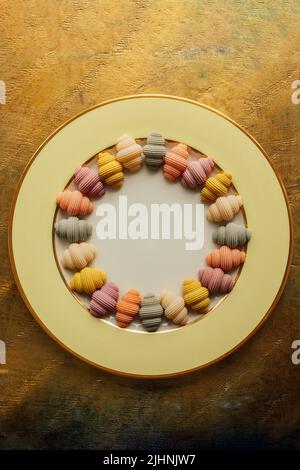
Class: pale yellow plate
9,95,293,378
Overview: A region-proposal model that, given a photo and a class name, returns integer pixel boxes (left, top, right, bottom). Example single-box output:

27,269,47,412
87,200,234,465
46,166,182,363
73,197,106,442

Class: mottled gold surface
0,0,300,449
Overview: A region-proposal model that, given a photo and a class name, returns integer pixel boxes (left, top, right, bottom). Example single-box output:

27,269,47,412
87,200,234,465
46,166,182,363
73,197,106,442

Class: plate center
53,140,245,332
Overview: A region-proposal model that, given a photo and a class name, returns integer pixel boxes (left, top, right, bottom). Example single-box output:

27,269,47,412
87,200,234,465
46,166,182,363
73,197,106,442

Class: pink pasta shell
198,267,235,294
181,157,214,189
74,166,105,199
89,282,119,318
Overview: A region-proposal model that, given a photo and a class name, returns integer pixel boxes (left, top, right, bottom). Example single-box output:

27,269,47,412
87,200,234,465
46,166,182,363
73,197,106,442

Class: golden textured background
1,0,300,449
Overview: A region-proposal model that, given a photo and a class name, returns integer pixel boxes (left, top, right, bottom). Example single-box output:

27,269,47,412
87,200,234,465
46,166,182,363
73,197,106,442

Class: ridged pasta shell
116,134,143,172
181,158,214,189
70,267,106,295
143,132,166,169
139,293,163,332
207,195,243,222
163,143,188,181
90,282,119,317
198,267,235,294
206,246,245,271
160,290,188,325
116,289,141,328
55,217,92,242
56,190,93,216
98,152,124,188
74,167,105,199
213,222,251,248
182,279,210,311
61,242,96,270
201,171,232,203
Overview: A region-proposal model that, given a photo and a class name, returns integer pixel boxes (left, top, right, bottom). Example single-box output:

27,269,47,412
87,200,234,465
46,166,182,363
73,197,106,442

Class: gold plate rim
8,94,294,379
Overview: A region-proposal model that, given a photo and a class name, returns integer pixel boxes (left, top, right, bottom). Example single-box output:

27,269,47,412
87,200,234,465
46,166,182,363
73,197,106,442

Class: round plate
9,95,293,378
